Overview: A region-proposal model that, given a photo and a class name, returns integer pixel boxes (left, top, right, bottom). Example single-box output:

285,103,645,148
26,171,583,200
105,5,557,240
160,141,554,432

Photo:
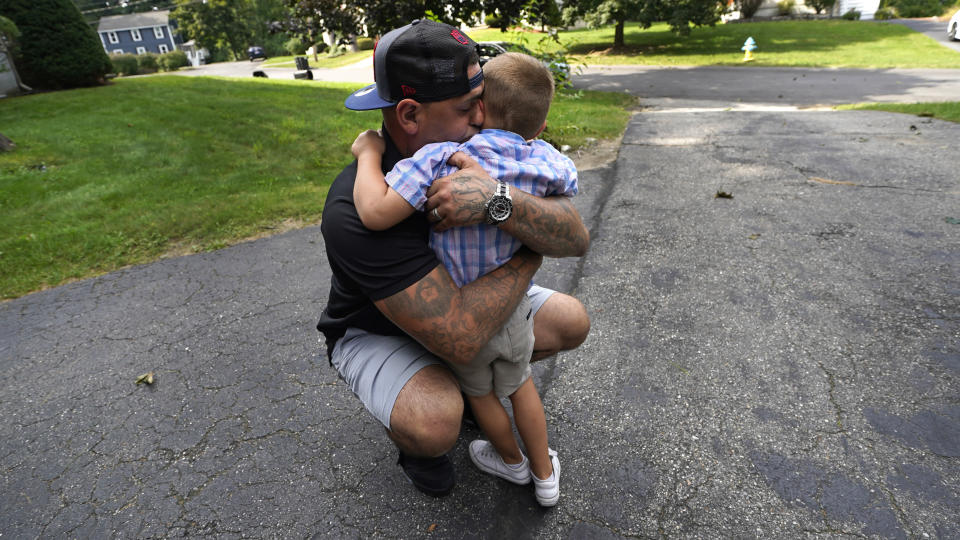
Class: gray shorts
329,285,555,428
450,296,534,398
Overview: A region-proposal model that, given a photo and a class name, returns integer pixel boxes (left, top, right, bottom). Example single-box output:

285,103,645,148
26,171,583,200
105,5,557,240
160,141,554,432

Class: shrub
739,0,765,18
0,0,111,89
485,12,506,28
806,0,837,14
285,36,308,55
356,37,374,50
777,0,796,15
157,50,188,71
873,5,899,18
842,7,862,18
883,0,943,17
137,53,158,72
110,53,139,76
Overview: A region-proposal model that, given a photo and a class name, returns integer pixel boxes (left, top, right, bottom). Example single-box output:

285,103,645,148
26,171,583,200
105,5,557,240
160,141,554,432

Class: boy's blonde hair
482,52,555,140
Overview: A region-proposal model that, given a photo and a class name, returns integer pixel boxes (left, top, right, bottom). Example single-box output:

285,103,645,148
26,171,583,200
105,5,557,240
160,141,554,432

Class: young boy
350,52,577,506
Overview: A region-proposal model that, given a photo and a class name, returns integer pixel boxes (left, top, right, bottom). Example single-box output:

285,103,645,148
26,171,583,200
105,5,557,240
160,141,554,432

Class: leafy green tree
173,0,255,60
280,0,361,59
524,0,563,31
562,0,725,48
481,0,526,30
1,0,112,89
281,0,505,52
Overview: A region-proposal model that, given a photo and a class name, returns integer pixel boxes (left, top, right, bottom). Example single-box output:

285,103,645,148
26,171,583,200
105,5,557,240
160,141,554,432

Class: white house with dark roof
97,10,177,56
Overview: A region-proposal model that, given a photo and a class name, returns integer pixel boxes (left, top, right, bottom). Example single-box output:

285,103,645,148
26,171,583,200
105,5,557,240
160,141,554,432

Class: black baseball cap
344,20,483,111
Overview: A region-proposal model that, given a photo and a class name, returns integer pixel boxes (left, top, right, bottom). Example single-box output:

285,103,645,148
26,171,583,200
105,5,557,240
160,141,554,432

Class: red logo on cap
450,29,469,45
401,85,416,97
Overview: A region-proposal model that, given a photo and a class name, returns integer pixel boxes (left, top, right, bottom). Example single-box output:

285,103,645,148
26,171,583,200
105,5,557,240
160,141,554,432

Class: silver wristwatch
484,182,513,225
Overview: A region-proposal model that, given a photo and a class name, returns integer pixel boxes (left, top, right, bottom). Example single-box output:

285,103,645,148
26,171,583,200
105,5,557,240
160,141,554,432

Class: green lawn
470,20,960,68
836,101,960,122
0,76,634,298
262,49,372,69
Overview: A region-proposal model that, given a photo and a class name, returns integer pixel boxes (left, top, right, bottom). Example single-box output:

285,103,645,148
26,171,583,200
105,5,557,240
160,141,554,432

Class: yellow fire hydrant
742,37,757,62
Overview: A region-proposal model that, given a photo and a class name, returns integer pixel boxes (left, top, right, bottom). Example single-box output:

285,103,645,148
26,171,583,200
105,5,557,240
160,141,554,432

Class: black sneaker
461,392,478,428
397,451,456,497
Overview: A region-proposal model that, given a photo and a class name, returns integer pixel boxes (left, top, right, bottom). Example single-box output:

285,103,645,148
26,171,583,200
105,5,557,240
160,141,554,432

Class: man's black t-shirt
316,130,440,354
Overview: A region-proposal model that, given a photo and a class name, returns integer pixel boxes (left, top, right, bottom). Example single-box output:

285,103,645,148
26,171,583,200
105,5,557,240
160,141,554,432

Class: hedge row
110,51,189,76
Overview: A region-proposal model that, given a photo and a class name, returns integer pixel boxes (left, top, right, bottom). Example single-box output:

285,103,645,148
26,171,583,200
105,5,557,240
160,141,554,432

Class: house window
112,49,123,54
131,28,142,41
136,46,146,55
158,44,169,54
108,31,119,44
154,26,164,39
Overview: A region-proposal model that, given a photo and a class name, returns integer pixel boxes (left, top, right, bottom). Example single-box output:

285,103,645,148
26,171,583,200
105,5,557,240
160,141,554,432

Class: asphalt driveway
884,17,960,54
1,67,958,537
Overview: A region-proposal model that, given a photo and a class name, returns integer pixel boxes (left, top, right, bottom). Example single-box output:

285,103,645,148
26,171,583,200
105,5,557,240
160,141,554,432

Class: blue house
97,10,178,56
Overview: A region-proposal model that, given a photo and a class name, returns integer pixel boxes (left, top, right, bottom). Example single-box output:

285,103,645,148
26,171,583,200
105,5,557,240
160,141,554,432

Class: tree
524,0,563,31
280,0,362,59
0,0,112,89
173,0,255,61
279,0,489,52
562,0,725,48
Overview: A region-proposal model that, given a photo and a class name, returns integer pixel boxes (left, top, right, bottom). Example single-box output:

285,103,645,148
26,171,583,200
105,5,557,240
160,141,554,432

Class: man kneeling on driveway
317,19,590,496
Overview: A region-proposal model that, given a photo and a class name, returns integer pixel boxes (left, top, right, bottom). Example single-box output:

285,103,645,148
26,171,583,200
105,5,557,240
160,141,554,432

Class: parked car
948,10,960,41
247,46,267,61
476,41,570,81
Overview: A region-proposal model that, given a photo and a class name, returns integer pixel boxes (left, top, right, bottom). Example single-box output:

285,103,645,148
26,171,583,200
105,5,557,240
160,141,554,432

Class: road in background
885,17,960,53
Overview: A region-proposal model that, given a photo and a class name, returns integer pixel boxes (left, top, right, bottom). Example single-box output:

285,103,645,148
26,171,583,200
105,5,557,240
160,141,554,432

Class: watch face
488,196,512,222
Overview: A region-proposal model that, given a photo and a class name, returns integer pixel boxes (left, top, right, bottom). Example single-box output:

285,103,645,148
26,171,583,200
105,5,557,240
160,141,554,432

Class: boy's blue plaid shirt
385,129,578,288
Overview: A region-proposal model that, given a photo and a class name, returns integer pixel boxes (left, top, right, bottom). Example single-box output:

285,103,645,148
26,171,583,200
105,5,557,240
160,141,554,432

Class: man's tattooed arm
427,152,589,257
499,188,589,258
374,247,543,365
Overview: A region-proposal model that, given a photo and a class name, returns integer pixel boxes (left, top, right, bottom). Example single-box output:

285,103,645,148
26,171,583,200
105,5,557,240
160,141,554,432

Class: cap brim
344,83,394,110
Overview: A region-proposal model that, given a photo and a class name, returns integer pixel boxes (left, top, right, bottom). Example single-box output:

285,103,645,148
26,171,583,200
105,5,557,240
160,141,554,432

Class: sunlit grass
263,50,371,69
836,101,960,122
470,20,960,68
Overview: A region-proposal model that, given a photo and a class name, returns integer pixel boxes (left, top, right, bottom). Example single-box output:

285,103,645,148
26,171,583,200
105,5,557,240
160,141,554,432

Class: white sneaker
533,448,560,506
468,440,531,485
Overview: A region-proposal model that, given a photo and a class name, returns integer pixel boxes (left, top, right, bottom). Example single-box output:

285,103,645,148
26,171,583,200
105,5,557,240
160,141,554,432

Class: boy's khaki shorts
448,295,534,398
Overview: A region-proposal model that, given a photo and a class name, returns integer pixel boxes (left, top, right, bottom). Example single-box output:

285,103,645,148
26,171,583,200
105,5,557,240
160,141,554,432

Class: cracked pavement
2,69,959,537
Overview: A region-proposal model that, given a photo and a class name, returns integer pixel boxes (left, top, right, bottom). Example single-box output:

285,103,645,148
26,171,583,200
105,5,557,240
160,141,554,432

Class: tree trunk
615,19,625,48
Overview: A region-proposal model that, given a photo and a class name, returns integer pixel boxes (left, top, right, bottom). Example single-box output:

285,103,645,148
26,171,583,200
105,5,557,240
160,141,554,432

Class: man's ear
533,120,547,139
395,99,423,136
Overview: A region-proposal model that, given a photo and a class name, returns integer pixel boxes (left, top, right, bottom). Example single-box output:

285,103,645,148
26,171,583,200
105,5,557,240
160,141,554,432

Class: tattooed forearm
502,191,589,257
376,249,542,365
